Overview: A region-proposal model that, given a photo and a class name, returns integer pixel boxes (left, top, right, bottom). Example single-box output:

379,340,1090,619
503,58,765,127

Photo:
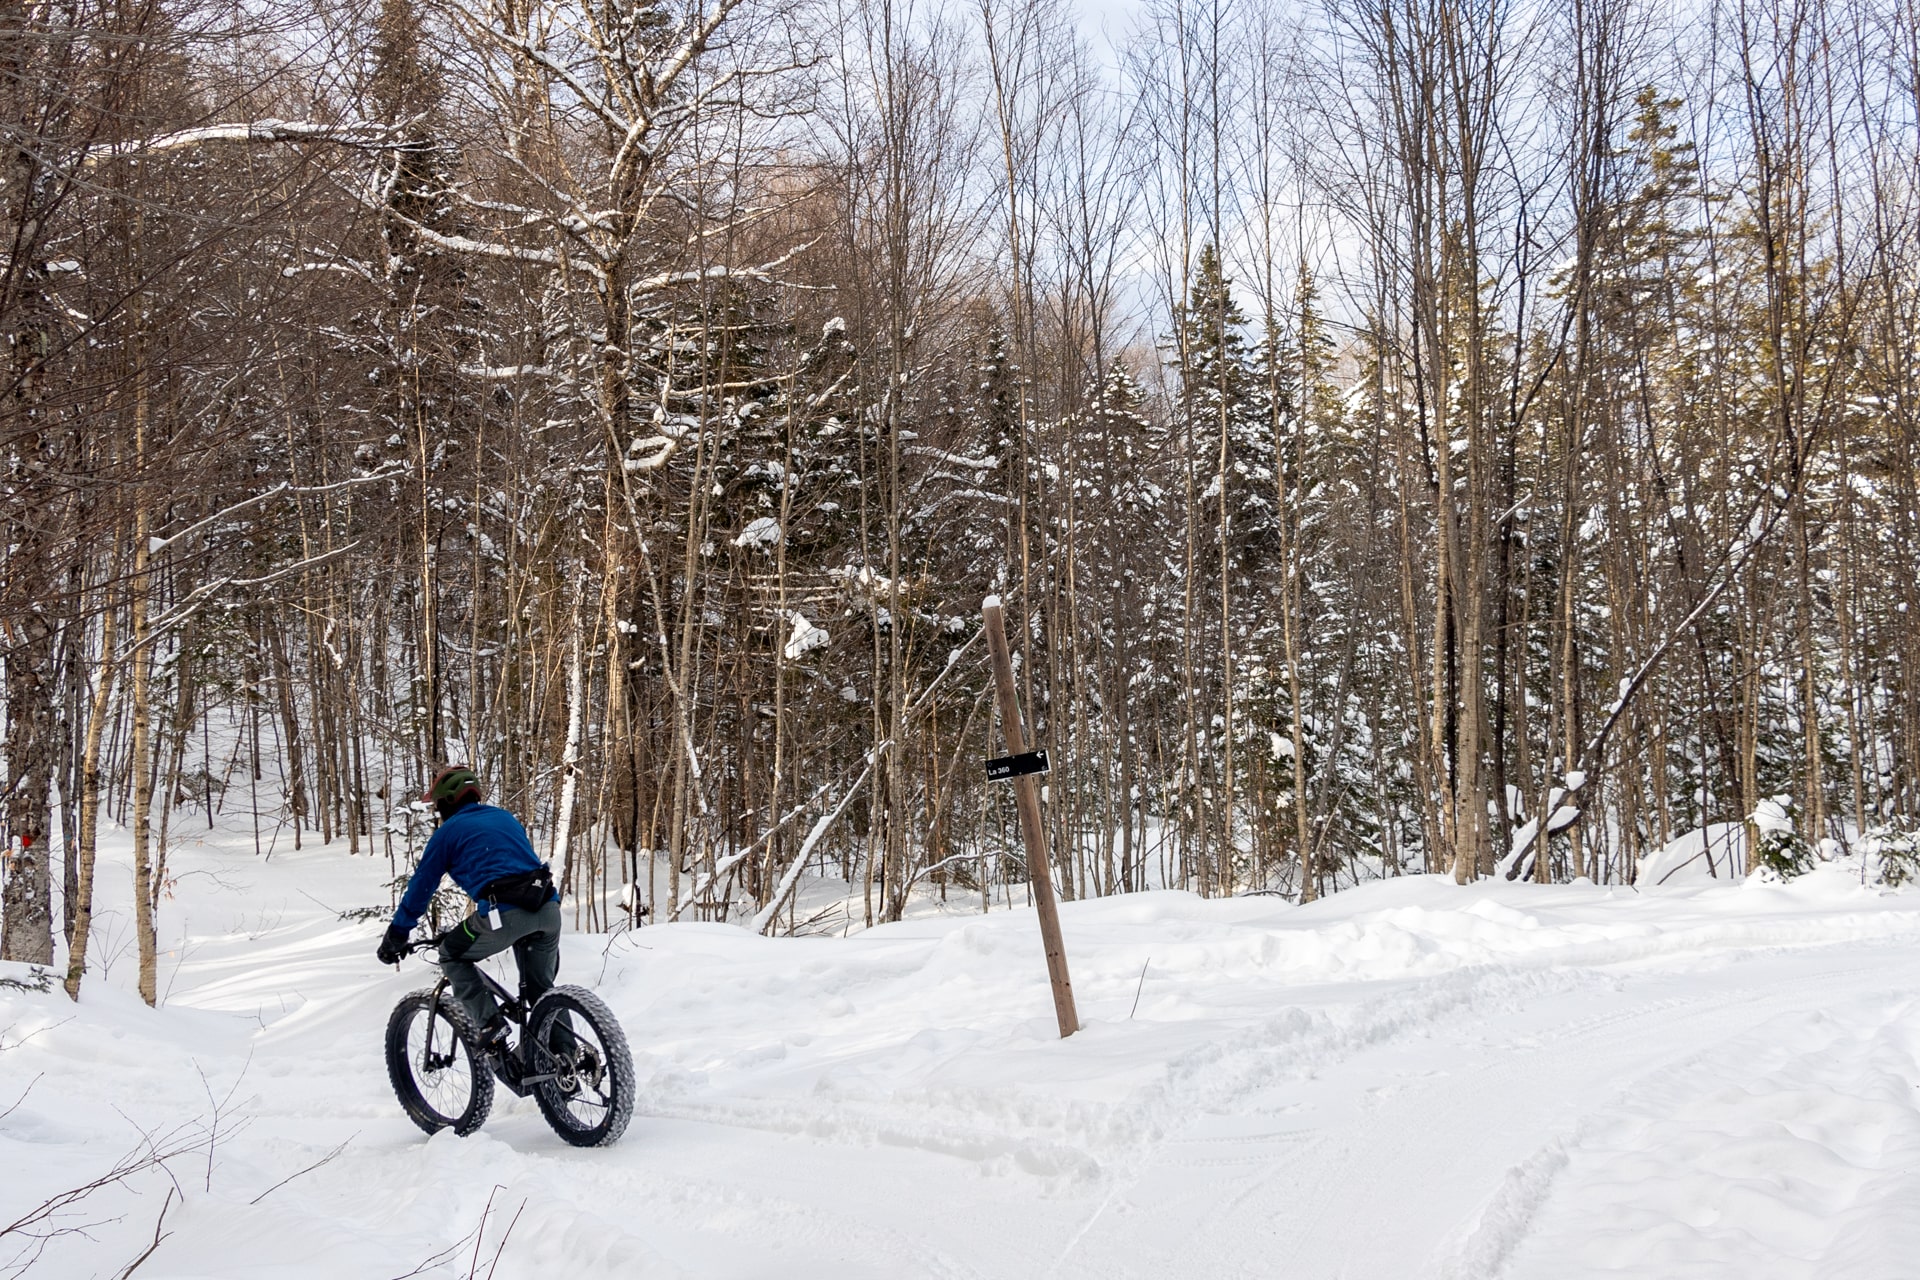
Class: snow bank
1639,823,1749,886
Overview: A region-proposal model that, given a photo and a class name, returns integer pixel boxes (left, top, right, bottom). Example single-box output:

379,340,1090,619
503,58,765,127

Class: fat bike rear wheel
526,986,635,1147
386,989,494,1136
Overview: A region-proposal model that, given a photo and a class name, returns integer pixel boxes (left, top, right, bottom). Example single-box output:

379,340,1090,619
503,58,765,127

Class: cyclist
377,765,561,1058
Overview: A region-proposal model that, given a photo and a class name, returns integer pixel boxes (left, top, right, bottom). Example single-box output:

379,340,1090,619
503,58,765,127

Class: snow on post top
981,594,1002,611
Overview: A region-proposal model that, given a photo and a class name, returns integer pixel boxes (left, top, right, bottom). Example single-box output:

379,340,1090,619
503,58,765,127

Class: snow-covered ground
8,823,1920,1278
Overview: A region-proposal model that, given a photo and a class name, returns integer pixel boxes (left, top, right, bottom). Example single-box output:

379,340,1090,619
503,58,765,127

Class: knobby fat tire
386,988,495,1137
527,985,636,1147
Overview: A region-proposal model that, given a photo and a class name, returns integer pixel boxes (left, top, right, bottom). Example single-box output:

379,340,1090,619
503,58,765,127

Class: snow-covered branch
752,749,888,935
626,239,819,297
145,466,405,557
82,118,395,167
123,543,362,662
379,214,601,275
608,0,755,183
672,785,830,922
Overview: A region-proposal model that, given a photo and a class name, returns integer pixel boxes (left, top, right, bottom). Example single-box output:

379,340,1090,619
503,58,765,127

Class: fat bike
384,932,635,1147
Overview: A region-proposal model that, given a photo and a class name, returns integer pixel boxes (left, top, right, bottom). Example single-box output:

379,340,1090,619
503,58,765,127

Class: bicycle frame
414,936,553,1098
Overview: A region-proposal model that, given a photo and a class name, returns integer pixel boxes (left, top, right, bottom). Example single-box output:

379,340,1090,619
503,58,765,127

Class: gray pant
438,898,562,1028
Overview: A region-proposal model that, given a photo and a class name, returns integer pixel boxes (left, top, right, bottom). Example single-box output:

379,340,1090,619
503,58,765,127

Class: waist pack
481,863,556,913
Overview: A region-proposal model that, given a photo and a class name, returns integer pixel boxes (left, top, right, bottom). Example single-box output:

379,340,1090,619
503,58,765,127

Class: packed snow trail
7,829,1920,1278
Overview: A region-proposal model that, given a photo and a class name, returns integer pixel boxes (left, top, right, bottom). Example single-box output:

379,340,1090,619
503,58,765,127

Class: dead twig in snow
0,1121,204,1279
787,900,848,937
112,1185,175,1279
385,1233,476,1280
0,1016,72,1054
247,1134,355,1205
594,927,652,988
0,1074,40,1121
158,938,200,1008
193,1056,254,1191
468,1186,506,1279
481,1198,526,1280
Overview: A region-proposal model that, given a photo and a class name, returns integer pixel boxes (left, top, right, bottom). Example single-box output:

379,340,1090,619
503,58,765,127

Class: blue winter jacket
391,802,553,932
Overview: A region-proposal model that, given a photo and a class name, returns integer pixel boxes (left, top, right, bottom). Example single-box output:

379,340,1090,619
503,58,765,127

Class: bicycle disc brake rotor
557,1046,602,1095
414,1015,470,1108
540,1019,603,1106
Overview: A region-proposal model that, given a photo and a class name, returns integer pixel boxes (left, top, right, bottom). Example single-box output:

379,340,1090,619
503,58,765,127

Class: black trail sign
985,750,1050,781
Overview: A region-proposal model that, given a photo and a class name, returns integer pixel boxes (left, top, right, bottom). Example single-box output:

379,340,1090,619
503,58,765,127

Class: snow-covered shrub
1753,830,1814,880
1750,797,1814,880
1859,823,1920,887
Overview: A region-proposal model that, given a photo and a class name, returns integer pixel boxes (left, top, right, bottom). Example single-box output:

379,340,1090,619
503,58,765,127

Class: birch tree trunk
130,364,158,1007
551,592,585,884
62,592,117,1000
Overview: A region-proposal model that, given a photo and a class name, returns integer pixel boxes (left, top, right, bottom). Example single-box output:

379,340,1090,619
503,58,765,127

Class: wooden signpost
981,596,1079,1039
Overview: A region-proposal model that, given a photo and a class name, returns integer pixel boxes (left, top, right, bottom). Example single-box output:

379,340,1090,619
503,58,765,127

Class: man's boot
476,1014,511,1060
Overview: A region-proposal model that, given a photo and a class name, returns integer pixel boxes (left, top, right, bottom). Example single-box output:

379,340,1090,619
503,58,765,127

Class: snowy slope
6,827,1920,1279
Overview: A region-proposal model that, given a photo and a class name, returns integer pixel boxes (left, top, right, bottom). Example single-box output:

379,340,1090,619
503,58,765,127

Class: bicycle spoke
537,1010,612,1127
522,988,632,1146
407,1007,475,1122
388,989,494,1138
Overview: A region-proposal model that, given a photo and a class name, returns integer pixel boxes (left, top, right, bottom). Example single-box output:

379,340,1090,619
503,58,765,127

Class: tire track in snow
1042,949,1920,1279
1434,961,1920,1279
1482,989,1920,1280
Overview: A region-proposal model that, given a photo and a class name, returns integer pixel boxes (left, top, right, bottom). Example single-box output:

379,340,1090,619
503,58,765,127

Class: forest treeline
3,0,1918,996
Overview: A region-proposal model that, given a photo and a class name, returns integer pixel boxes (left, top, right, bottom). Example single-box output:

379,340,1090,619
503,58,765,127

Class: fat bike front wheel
526,986,635,1147
386,988,494,1136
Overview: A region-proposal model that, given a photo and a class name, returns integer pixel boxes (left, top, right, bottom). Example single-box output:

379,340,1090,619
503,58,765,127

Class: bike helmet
423,764,483,812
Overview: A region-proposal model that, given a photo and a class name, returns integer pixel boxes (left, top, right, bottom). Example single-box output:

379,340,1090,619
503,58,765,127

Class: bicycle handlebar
401,926,462,958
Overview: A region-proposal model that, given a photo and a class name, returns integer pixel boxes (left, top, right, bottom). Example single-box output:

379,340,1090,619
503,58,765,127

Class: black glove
376,925,410,966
